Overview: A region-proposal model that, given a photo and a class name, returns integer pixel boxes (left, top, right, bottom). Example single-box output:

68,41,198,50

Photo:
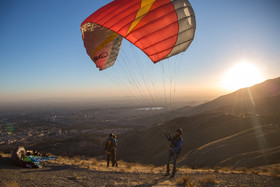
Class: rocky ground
1,154,279,187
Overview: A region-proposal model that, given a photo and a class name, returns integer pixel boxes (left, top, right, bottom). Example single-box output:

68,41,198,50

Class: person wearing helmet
164,128,183,178
105,133,118,167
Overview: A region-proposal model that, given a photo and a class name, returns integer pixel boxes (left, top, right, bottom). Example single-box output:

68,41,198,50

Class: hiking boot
170,173,175,178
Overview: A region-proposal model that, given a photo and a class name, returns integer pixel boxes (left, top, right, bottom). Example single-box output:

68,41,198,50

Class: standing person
105,133,118,167
164,128,183,178
112,134,118,167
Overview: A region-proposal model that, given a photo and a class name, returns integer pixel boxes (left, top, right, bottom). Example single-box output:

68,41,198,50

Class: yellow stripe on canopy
92,32,119,58
126,0,156,36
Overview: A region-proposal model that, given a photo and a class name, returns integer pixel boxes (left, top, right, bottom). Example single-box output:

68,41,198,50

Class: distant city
0,105,164,153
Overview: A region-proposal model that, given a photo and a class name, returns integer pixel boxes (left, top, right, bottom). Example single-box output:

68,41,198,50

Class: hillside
1,154,279,187
178,77,280,116
110,77,280,169
118,112,280,169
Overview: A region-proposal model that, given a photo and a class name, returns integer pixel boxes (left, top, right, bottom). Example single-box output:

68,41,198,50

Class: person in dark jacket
164,128,183,178
105,133,118,167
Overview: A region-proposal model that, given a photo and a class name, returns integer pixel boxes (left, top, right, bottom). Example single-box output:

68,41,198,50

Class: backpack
105,137,116,152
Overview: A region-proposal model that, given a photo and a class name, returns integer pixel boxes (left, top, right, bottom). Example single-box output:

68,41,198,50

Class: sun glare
222,61,265,91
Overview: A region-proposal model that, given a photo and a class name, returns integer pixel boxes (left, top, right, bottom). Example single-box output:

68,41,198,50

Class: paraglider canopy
11,146,57,168
81,0,196,70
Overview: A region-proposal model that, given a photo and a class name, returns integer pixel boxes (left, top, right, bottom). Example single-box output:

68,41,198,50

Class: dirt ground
1,155,279,187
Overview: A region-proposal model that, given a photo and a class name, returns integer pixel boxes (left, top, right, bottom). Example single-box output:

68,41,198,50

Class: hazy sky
0,0,279,105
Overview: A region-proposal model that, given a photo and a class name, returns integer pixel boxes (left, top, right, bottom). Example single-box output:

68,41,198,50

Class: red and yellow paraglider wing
81,0,196,70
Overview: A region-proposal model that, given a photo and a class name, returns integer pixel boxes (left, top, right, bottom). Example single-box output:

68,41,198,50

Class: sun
221,61,265,91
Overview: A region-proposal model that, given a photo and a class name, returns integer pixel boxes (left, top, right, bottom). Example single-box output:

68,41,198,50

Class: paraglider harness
11,146,57,168
164,132,183,154
105,136,117,155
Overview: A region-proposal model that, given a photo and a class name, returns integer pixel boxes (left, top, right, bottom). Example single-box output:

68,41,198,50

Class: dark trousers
166,149,178,174
107,149,117,166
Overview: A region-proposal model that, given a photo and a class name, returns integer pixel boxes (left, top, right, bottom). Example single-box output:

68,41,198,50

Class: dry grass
176,173,219,186
73,172,81,180
125,162,134,170
214,166,238,174
157,180,175,186
214,166,221,173
219,167,232,172
0,152,11,158
198,175,218,185
176,174,194,187
224,165,280,178
12,152,278,181
212,165,279,178
236,167,248,172
50,155,163,174
2,152,279,186
253,164,280,178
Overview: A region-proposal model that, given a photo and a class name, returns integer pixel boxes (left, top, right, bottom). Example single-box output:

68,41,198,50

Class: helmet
175,128,183,135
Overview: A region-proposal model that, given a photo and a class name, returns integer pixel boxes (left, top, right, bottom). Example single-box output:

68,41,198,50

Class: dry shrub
89,158,98,165
271,168,280,178
61,155,69,160
256,166,280,178
146,164,155,170
177,175,194,186
0,152,10,158
248,169,259,175
159,180,174,186
73,173,81,180
79,160,86,165
236,167,248,173
198,175,218,185
73,156,81,162
220,167,232,172
214,166,221,172
81,161,91,169
125,162,134,170
273,168,280,175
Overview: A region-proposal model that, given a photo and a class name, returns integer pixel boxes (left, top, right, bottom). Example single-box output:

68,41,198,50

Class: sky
0,0,280,106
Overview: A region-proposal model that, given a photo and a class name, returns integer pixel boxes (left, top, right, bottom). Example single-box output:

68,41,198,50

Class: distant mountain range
119,77,280,168
178,77,280,116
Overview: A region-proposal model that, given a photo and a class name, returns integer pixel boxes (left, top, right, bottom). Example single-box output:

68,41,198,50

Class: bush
198,175,218,185
177,175,194,186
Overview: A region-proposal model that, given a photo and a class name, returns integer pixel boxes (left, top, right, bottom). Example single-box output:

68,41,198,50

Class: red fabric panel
98,1,140,26
147,35,178,62
82,0,141,35
129,0,178,62
136,22,178,53
106,3,141,29
81,0,179,63
128,0,176,34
